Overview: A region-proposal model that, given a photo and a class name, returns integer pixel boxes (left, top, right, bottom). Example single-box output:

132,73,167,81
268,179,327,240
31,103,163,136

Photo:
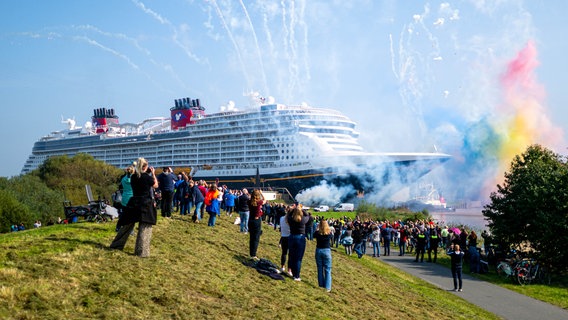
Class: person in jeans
314,219,333,292
190,180,204,222
287,206,309,281
236,188,250,233
352,223,364,258
381,224,392,256
371,225,381,257
447,244,465,291
279,208,292,275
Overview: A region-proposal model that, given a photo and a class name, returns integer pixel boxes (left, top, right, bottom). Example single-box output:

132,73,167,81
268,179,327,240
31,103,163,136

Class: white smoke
295,181,351,206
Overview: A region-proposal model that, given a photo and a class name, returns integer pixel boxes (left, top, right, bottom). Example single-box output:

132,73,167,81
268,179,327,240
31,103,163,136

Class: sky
1,0,567,202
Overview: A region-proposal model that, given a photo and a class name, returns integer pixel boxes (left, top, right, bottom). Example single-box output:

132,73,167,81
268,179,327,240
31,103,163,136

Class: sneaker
293,278,302,282
453,289,458,292
458,289,463,292
326,289,331,293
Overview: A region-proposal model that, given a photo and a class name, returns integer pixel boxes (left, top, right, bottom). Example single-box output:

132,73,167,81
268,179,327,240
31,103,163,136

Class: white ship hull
22,98,450,196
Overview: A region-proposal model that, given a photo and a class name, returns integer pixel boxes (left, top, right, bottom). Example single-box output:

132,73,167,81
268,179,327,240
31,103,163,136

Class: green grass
0,215,498,320
434,249,568,309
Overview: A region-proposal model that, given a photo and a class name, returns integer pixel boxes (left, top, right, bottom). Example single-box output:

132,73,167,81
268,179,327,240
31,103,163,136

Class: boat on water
22,94,450,196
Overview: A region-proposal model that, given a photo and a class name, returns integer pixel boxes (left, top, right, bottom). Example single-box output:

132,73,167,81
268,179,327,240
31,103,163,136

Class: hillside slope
0,215,497,319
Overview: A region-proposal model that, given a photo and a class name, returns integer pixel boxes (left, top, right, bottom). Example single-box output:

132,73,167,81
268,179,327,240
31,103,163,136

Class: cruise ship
22,95,450,196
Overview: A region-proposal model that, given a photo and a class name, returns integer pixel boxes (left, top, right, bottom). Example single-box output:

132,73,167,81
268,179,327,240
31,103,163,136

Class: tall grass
0,214,497,320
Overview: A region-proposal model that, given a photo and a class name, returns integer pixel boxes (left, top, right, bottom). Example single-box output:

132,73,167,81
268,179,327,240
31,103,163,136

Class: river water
429,208,488,230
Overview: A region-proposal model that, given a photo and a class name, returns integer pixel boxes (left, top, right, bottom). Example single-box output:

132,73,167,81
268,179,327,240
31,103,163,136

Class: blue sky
1,0,567,201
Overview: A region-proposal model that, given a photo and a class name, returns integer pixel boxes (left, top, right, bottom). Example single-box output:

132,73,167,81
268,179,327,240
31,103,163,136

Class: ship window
286,156,289,159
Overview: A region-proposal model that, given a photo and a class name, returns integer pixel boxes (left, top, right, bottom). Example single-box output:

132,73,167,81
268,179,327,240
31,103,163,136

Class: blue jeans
399,241,406,255
207,211,217,226
288,234,306,279
239,211,249,233
361,239,367,254
181,199,192,215
452,266,463,290
194,201,203,220
315,248,332,290
354,242,364,257
383,239,391,256
306,226,313,240
372,241,381,256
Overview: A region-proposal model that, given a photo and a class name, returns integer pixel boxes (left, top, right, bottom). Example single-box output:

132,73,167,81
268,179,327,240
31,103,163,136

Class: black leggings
280,236,289,267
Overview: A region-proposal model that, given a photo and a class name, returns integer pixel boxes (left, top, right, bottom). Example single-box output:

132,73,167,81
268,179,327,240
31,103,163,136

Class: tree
35,154,123,205
0,189,33,233
482,145,568,274
5,175,64,222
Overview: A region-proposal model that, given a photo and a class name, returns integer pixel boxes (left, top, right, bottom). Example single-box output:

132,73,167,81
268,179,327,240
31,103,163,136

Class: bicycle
517,260,551,285
496,249,526,281
515,259,535,285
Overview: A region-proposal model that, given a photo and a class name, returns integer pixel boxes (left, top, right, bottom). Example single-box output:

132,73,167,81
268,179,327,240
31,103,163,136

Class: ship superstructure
22,96,450,195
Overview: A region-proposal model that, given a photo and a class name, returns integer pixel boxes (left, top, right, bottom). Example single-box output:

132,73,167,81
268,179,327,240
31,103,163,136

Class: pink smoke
488,41,565,191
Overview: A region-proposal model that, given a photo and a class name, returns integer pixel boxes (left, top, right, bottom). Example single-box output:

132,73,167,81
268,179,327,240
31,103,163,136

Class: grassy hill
0,214,498,320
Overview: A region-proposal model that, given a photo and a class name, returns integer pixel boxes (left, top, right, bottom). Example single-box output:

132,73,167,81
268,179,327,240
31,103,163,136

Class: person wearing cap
414,229,427,262
428,228,440,263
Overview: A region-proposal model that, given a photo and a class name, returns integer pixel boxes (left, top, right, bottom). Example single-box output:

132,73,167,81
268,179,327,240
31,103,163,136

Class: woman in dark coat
110,157,158,257
287,206,310,281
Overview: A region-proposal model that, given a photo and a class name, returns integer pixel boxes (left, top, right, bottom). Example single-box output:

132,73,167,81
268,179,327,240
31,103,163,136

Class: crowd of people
6,157,483,293
10,219,63,232
107,159,487,292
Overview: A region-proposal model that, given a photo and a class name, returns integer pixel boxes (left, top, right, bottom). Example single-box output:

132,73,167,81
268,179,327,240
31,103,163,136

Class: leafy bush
5,175,64,222
0,189,33,233
0,154,123,232
483,145,568,274
34,153,123,205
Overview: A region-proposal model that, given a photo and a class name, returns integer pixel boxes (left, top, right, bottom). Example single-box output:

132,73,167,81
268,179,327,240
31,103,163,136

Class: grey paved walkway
374,252,568,320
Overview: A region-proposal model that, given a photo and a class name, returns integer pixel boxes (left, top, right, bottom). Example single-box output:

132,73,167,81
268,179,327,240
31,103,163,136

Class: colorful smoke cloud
457,41,565,199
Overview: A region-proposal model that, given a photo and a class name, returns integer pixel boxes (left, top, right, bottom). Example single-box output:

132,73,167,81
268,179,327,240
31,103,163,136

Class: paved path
373,252,567,320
